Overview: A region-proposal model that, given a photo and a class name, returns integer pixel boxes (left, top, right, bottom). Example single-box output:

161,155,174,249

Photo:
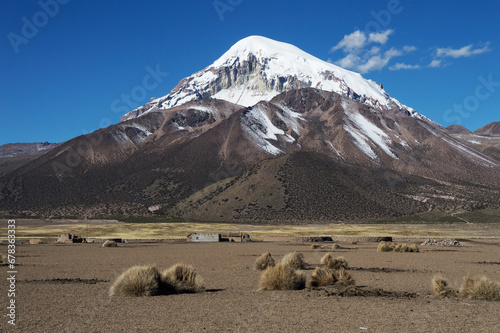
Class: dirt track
1,238,500,332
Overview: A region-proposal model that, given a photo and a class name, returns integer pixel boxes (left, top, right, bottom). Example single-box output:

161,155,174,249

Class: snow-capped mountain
2,36,499,221
121,36,428,122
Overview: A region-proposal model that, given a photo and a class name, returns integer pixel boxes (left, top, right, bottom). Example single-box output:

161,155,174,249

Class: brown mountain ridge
1,89,499,221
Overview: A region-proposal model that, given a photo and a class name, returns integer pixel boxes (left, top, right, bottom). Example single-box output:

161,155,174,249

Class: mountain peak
121,36,424,122
213,35,312,66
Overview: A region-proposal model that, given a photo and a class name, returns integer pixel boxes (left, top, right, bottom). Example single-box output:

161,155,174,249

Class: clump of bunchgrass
334,269,356,287
310,267,336,288
254,252,276,271
460,275,500,301
109,265,161,297
102,240,118,248
431,275,456,297
280,252,307,270
377,241,419,253
408,243,420,252
161,263,205,293
321,253,348,270
259,263,306,291
377,241,393,252
310,244,320,250
332,243,341,249
0,254,8,266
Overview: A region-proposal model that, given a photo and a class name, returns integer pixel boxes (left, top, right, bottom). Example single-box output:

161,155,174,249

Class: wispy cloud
331,30,367,53
368,30,393,44
390,63,421,71
428,59,443,68
330,30,413,74
331,30,491,73
435,43,490,58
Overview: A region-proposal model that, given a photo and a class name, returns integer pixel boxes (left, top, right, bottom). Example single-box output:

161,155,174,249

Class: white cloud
330,30,404,73
428,59,443,68
358,55,391,73
436,43,491,58
368,30,394,45
335,54,361,69
384,48,403,58
367,46,381,55
403,45,417,52
330,30,490,74
331,30,367,53
390,63,421,71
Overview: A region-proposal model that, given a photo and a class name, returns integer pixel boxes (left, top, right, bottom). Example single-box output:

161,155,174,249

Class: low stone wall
293,236,333,242
330,236,393,243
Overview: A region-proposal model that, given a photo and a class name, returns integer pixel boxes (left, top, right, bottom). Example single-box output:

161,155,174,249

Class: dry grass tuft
321,253,348,270
335,256,349,269
254,252,276,271
109,265,161,297
310,267,336,287
409,244,420,252
280,252,307,270
295,270,307,290
460,275,500,301
378,241,419,253
334,269,356,287
161,263,205,293
321,253,334,266
259,263,306,291
377,241,393,252
310,244,320,250
332,243,341,249
102,240,117,248
0,254,8,265
431,275,456,297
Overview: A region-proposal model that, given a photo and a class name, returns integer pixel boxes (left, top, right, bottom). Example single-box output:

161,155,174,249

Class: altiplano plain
1,220,499,332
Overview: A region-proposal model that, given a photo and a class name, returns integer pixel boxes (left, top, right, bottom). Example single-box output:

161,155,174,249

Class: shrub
162,263,205,293
334,269,355,287
109,265,161,297
102,240,118,248
321,253,348,270
409,244,420,252
295,270,307,290
377,241,393,252
259,263,306,291
321,253,334,266
378,242,419,253
280,252,307,270
335,256,348,269
310,267,336,287
254,252,276,271
460,275,500,301
431,275,456,297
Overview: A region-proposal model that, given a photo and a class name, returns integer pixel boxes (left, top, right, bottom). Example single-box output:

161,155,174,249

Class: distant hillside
0,142,60,158
445,125,472,135
0,142,60,177
474,122,500,137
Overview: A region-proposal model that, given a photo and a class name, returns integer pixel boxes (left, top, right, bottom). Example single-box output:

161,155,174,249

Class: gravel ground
1,238,499,332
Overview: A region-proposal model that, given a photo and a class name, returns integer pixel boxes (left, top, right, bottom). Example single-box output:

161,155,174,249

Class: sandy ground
1,237,500,332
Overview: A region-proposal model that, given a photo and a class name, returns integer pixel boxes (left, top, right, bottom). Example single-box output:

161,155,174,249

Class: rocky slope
1,88,498,220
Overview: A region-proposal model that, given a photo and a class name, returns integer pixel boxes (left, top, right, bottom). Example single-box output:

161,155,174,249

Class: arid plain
1,220,500,332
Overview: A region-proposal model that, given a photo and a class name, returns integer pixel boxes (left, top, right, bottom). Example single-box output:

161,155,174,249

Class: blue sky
1,0,499,145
